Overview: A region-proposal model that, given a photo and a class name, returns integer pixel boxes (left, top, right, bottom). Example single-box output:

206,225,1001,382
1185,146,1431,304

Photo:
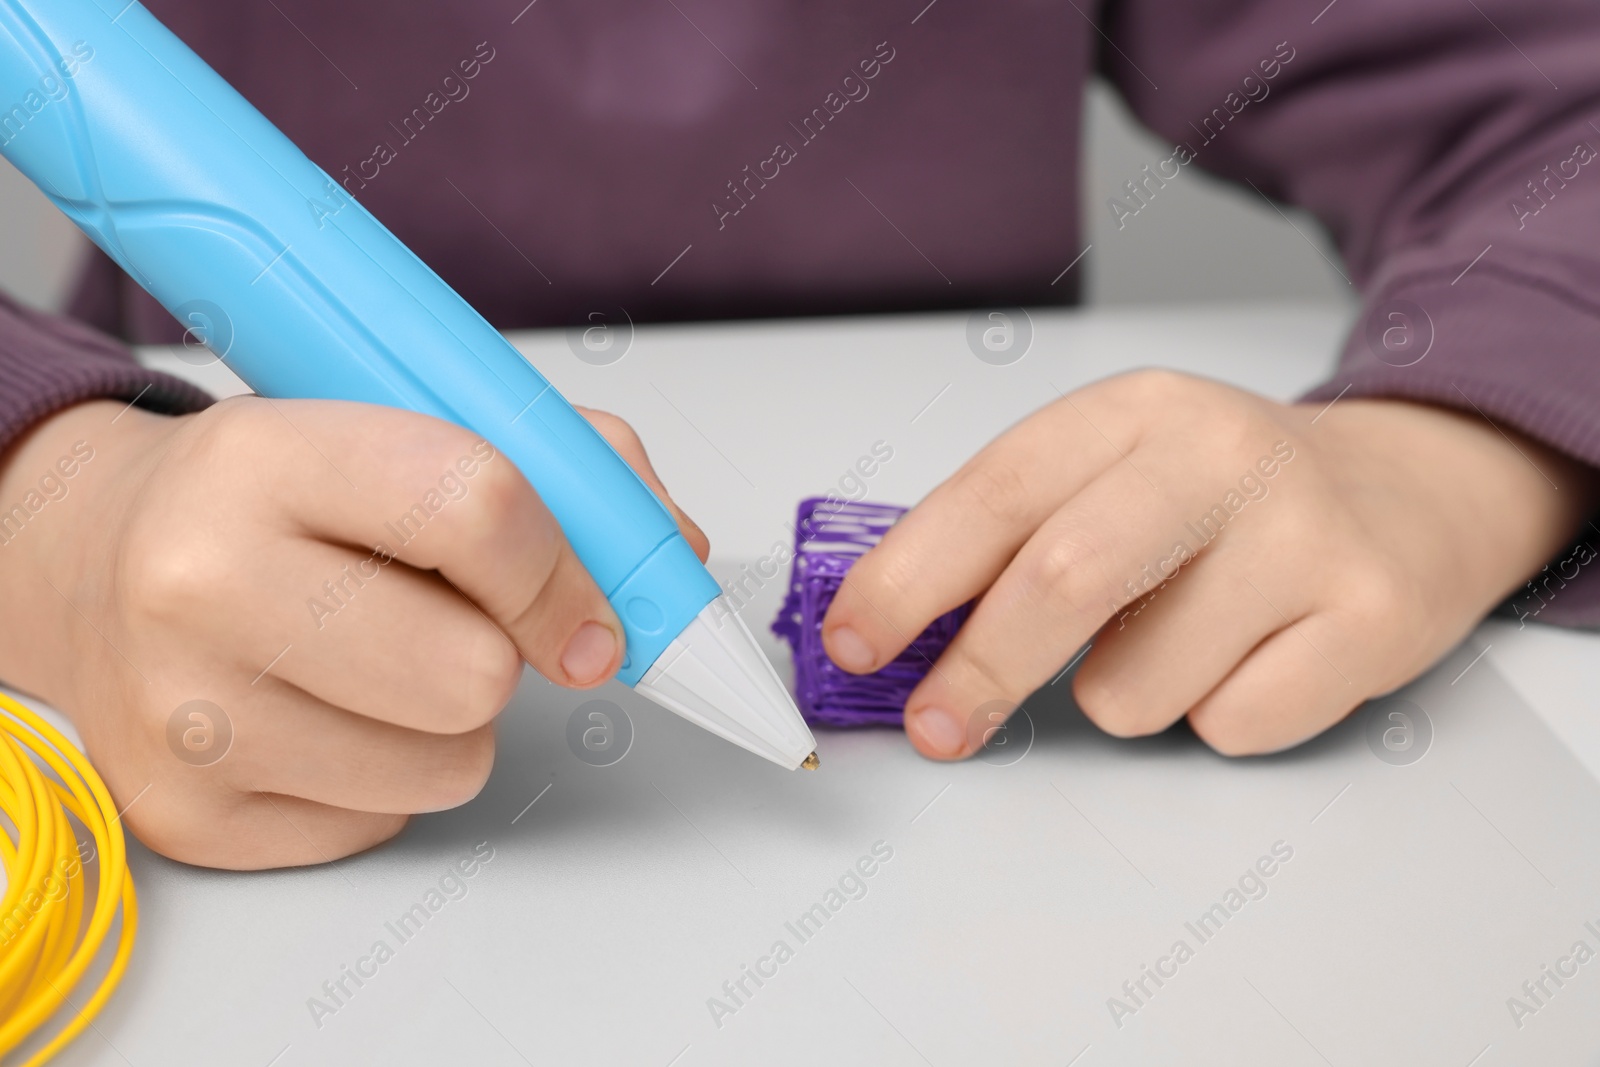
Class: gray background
0,80,1354,313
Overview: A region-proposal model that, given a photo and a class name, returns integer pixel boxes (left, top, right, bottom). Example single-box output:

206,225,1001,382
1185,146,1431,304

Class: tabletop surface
17,302,1599,1065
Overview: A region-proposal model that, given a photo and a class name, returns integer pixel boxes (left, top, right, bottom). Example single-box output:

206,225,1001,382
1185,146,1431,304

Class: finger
1072,537,1311,739
223,678,496,813
228,398,623,688
220,538,522,734
1186,611,1366,755
822,392,1133,674
899,459,1213,760
125,788,407,870
576,406,710,561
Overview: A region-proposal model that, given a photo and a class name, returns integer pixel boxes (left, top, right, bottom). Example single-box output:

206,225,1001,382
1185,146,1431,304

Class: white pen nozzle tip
634,597,817,770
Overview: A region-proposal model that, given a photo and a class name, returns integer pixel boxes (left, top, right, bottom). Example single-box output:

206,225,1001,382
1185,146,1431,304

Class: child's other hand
0,397,706,868
822,370,1598,760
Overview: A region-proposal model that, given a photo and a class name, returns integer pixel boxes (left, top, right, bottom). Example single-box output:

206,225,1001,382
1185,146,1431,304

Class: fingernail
911,707,965,757
828,626,876,673
561,622,617,685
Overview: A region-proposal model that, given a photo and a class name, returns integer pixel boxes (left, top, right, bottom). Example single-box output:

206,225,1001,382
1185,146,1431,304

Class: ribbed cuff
1303,265,1600,629
0,291,213,454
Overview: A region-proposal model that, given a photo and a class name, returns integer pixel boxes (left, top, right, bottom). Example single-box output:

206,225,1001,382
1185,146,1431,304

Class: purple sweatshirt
4,0,1599,626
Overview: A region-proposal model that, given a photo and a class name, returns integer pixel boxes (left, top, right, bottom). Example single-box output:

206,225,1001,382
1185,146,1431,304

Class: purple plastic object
772,498,972,728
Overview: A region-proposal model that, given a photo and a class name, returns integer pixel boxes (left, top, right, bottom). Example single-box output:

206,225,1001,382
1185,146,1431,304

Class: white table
22,302,1600,1065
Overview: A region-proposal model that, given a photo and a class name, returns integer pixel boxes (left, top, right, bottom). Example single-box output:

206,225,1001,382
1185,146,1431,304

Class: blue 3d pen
0,0,819,770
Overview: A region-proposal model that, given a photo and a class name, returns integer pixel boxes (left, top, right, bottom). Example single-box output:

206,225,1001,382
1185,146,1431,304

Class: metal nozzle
801,751,820,770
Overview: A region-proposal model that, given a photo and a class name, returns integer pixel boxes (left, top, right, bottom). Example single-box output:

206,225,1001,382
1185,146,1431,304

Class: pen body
0,0,716,683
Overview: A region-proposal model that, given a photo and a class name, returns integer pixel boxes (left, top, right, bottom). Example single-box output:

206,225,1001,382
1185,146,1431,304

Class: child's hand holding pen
0,395,705,868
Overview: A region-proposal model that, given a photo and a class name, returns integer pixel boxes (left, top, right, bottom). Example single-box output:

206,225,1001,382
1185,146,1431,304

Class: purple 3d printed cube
772,497,972,727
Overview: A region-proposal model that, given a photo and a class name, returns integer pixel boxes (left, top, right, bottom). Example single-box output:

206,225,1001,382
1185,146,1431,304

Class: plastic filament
0,692,137,1066
772,498,971,727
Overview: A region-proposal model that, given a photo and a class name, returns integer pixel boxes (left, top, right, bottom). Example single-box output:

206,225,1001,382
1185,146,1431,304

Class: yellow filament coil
0,692,137,1065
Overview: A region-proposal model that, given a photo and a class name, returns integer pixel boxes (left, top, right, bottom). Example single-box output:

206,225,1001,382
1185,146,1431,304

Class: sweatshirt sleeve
0,288,213,454
1097,0,1600,628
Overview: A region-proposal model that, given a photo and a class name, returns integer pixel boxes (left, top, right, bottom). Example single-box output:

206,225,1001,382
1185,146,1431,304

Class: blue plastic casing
0,0,718,684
